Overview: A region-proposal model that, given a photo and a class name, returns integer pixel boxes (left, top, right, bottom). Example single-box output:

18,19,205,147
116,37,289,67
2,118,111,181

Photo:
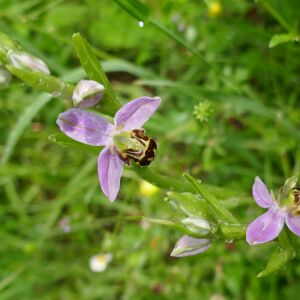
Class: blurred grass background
1,0,300,299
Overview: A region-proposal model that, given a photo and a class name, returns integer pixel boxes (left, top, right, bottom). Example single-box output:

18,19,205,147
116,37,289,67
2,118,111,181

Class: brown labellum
117,129,157,166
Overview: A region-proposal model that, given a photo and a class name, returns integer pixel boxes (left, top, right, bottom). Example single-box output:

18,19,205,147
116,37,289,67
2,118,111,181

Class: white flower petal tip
72,80,105,109
171,235,211,257
89,253,113,272
7,50,50,75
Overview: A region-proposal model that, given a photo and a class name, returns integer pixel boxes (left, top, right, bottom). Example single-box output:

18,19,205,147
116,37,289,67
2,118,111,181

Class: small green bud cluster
193,100,214,122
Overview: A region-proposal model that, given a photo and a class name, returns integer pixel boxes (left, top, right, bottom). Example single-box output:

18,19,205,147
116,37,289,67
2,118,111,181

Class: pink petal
98,147,123,202
171,235,211,257
114,97,161,130
285,213,300,237
57,108,113,146
252,176,274,208
246,206,284,245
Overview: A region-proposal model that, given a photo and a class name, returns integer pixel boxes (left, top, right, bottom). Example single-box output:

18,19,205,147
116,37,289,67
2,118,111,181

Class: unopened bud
181,217,215,236
171,235,211,257
72,80,104,108
7,50,50,75
0,67,12,87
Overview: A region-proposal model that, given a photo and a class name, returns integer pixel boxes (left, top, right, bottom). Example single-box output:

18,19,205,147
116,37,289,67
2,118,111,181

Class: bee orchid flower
57,96,161,202
246,176,300,245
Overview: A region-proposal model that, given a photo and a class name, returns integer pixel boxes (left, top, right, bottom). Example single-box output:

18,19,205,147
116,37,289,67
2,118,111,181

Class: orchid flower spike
57,96,161,201
246,176,300,245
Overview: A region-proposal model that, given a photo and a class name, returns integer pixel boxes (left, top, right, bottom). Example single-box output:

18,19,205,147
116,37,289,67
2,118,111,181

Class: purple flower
246,176,300,245
57,96,161,201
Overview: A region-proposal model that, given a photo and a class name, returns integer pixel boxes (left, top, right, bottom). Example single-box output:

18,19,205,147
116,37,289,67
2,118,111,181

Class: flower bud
171,235,211,257
0,67,12,87
72,80,105,108
181,217,215,236
7,50,50,75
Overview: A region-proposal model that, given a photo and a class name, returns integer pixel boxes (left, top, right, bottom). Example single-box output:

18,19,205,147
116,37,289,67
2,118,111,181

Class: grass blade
72,33,121,116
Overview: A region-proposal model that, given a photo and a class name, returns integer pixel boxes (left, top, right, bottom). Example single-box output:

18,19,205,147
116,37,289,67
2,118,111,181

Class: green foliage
258,246,295,278
269,33,300,48
72,33,120,116
112,0,149,22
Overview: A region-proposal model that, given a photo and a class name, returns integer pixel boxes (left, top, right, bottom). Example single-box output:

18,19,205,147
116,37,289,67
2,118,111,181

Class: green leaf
183,174,239,224
165,191,214,219
6,65,74,99
72,33,120,116
112,0,149,21
48,133,101,156
257,246,295,278
269,33,300,48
